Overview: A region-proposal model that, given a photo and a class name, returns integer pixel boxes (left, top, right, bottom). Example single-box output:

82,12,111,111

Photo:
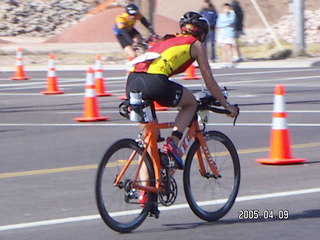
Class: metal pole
140,0,154,24
250,0,284,50
293,0,305,56
139,0,155,35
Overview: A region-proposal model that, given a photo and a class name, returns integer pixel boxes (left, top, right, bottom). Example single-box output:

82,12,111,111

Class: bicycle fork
195,132,221,179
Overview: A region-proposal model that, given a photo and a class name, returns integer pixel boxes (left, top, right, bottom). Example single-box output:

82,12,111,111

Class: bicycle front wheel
95,138,155,233
183,131,240,221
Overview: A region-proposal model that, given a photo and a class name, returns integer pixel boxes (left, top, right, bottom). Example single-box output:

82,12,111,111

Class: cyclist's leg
133,33,143,44
132,28,143,43
124,46,136,60
171,87,197,144
116,33,136,59
138,139,149,206
160,86,196,169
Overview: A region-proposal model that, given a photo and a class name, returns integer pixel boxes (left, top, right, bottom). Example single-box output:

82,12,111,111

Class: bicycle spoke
95,139,155,233
184,131,240,221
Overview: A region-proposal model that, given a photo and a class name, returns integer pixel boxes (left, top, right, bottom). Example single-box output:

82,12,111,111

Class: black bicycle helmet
126,4,139,15
179,11,209,42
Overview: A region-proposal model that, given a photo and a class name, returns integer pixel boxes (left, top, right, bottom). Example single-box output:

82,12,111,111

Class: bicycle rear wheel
183,131,240,221
95,138,156,233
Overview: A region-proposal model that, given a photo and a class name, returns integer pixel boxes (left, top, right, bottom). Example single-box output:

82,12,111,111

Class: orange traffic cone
154,101,168,111
10,48,30,80
256,85,306,165
182,63,200,80
40,53,64,95
94,55,112,97
74,68,110,122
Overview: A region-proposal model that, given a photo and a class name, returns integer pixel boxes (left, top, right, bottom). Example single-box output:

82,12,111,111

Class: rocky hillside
0,0,92,37
0,0,319,45
243,9,320,45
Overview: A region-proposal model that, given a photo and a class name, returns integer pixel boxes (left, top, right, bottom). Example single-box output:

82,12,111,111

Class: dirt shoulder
0,38,125,66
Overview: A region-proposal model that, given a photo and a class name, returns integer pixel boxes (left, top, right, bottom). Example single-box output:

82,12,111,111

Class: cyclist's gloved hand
225,104,239,118
148,26,155,35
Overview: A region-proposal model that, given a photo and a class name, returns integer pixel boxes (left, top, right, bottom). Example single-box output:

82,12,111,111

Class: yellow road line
238,142,320,155
0,165,97,179
1,142,320,179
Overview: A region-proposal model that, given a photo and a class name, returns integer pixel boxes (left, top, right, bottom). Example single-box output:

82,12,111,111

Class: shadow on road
133,209,320,234
311,61,320,68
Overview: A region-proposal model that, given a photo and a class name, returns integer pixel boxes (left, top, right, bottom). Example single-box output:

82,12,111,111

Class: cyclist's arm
190,40,238,117
140,16,155,35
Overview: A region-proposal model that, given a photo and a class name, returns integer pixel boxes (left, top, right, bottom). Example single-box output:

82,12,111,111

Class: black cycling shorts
126,72,183,107
116,28,140,48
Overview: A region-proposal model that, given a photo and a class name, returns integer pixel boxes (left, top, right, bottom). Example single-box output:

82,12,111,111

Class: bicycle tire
183,131,240,221
95,138,156,233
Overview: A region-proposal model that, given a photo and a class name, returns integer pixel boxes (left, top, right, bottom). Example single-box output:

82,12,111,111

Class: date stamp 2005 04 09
238,209,290,220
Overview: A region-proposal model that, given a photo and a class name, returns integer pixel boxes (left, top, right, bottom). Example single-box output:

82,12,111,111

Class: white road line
0,93,87,96
226,75,320,85
1,74,318,92
239,110,320,113
213,68,320,76
53,110,320,114
53,110,178,114
0,90,125,96
0,123,139,127
0,93,45,96
0,187,319,232
182,75,320,88
1,123,320,127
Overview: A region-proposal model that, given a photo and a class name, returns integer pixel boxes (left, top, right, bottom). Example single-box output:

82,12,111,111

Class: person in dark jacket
230,0,244,62
200,0,218,62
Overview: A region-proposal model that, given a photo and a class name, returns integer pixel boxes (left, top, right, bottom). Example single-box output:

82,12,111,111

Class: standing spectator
216,3,237,68
200,0,218,62
230,0,244,62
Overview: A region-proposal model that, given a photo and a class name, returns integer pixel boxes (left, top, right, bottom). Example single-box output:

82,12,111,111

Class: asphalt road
1,63,320,240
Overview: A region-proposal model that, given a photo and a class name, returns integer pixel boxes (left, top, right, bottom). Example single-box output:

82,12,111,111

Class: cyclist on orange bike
126,11,239,169
113,4,156,60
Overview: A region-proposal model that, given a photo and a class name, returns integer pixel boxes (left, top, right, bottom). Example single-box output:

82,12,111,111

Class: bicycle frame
113,118,220,194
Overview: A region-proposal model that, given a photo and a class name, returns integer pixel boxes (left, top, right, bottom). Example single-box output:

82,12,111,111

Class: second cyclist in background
113,4,156,60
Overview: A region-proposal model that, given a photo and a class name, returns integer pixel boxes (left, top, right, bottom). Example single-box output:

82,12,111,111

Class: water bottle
129,91,143,122
197,91,209,123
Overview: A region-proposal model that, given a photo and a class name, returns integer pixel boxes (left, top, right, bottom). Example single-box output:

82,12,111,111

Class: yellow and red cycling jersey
133,34,197,77
114,12,143,34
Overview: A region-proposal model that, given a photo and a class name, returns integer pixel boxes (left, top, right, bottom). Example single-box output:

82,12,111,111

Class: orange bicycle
95,90,240,233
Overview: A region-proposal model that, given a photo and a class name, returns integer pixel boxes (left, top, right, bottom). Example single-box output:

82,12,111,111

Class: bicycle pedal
148,205,160,219
157,136,165,142
160,152,169,168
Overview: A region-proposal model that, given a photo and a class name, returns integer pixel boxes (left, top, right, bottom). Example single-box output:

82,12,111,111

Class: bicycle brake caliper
135,133,145,148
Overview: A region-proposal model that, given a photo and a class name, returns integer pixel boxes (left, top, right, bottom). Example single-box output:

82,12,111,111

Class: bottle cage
119,99,154,123
119,99,130,120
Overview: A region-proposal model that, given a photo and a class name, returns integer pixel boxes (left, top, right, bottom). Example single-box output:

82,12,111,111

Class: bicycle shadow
0,129,24,133
133,209,320,234
311,61,320,68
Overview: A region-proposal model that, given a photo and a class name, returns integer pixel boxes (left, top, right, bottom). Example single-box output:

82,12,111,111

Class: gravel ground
0,38,125,67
